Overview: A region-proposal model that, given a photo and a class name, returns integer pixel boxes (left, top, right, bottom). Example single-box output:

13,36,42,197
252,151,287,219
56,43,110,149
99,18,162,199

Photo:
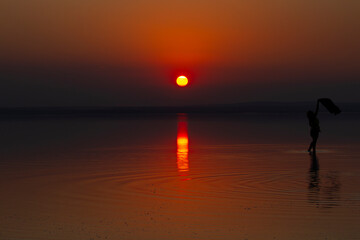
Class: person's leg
308,131,314,152
313,134,318,153
308,130,318,153
308,140,314,152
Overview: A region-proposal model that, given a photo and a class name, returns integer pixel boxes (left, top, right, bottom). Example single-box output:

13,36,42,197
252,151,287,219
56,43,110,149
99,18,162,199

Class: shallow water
1,113,360,240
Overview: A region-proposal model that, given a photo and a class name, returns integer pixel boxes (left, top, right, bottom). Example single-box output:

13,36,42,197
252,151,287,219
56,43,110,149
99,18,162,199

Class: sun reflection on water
177,115,189,174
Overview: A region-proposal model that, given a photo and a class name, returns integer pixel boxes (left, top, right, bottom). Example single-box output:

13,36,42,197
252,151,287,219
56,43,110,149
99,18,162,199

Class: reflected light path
177,115,189,173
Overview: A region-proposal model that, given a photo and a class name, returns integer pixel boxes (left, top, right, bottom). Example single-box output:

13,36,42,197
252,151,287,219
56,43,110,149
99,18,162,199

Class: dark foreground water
1,113,360,240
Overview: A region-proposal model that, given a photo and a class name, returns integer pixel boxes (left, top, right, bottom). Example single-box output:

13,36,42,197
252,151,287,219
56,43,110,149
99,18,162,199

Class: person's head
307,110,315,119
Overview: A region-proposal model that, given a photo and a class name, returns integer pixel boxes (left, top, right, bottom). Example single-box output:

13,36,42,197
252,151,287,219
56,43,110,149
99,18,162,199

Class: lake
1,113,360,239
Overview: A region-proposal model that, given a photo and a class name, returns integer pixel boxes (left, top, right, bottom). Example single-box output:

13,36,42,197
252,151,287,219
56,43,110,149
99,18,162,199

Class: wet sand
1,113,359,239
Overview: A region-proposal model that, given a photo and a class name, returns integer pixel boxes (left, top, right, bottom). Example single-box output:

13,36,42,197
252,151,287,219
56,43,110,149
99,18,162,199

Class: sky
0,0,359,107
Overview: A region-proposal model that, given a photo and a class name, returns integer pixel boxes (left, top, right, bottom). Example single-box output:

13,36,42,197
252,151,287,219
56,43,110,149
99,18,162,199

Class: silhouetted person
307,98,341,153
307,100,320,153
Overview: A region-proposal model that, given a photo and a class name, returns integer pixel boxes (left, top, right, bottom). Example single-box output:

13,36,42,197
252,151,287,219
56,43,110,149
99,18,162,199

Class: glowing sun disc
176,76,188,87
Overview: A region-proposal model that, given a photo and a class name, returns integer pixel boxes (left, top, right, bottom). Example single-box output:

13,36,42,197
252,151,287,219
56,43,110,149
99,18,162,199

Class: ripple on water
9,144,353,221
53,167,312,209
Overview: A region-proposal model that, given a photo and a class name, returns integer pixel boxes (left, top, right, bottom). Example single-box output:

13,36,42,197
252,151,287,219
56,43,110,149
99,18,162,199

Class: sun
176,76,188,87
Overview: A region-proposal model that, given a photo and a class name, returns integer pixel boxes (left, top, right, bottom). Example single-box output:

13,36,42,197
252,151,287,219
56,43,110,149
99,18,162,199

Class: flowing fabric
319,98,341,115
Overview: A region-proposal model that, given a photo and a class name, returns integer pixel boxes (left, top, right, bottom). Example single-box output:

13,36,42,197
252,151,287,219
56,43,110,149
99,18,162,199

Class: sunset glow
0,1,358,106
176,76,188,87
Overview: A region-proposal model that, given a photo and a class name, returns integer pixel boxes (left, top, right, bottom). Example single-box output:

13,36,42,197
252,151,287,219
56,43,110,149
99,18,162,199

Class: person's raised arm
314,99,320,116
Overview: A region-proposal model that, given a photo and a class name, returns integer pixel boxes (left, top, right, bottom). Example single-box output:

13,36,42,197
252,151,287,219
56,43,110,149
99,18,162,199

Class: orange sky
2,0,359,66
0,0,359,106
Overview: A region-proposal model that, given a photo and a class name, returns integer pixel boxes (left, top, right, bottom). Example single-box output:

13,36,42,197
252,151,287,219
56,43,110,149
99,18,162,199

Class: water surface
1,113,360,239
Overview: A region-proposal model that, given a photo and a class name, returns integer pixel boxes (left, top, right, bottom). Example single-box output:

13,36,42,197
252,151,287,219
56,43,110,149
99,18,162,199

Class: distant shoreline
0,102,359,118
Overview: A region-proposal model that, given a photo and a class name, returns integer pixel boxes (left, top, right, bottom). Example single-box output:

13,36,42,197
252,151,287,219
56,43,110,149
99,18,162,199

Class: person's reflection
308,153,320,206
177,115,189,174
308,153,341,208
